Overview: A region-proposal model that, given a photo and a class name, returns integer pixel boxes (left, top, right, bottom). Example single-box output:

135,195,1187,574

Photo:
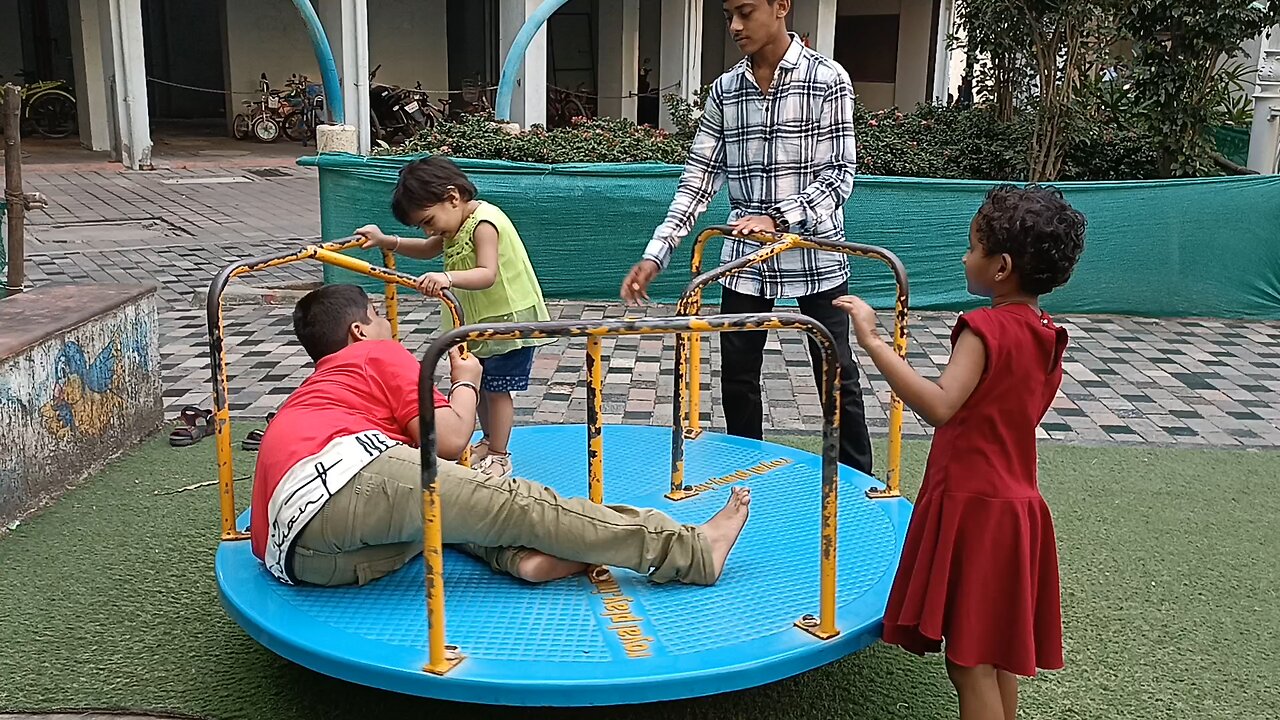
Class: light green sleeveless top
441,201,551,358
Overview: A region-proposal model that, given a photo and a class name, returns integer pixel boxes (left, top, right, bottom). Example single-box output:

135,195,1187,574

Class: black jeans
718,283,874,475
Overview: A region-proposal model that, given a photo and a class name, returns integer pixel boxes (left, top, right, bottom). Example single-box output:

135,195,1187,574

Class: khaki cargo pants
290,445,716,586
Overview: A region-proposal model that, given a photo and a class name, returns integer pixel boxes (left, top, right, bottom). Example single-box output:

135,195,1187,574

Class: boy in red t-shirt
252,284,752,588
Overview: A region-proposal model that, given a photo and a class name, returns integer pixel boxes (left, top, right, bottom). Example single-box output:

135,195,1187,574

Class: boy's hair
391,156,478,226
292,284,373,362
974,184,1086,296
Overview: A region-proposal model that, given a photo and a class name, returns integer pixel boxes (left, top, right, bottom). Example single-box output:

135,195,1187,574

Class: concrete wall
368,0,450,93
0,2,25,80
836,0,934,110
222,0,323,122
0,285,161,529
222,0,449,125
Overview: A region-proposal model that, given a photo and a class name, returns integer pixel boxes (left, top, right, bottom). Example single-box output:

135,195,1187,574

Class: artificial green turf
1,433,1277,720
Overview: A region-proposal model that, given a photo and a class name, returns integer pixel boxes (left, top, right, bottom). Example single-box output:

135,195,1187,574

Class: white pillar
67,0,111,152
1247,26,1280,174
659,0,702,130
340,0,371,154
895,0,932,107
930,0,955,103
106,0,151,169
790,0,836,59
499,0,548,128
599,0,640,121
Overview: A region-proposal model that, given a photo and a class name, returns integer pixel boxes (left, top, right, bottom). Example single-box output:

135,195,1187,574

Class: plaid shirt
644,34,857,299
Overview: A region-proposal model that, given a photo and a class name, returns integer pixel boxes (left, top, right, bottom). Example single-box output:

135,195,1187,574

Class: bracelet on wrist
448,380,479,399
392,235,402,251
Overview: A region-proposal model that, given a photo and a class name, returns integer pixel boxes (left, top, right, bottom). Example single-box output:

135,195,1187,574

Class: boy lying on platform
250,283,751,588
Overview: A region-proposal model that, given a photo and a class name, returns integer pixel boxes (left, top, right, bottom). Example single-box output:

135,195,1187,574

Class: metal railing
678,227,911,499
416,312,844,674
206,238,463,540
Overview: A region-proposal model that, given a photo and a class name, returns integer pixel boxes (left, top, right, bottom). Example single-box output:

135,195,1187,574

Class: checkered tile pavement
161,297,1280,448
16,161,1280,448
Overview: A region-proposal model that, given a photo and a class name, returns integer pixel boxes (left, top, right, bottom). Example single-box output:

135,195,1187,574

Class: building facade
2,0,959,168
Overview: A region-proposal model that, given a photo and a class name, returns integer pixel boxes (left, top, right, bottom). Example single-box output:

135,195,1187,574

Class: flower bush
376,92,1171,181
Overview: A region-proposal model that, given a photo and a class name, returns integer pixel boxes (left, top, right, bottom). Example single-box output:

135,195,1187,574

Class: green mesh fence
300,152,1280,320
1213,125,1251,168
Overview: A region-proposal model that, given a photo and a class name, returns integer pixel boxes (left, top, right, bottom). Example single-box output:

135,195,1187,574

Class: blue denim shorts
478,346,536,392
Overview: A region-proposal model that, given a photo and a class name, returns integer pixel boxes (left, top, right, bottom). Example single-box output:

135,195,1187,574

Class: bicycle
547,83,592,128
232,73,284,143
0,70,78,139
281,74,326,145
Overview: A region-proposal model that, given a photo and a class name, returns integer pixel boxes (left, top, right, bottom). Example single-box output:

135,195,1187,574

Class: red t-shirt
250,340,449,561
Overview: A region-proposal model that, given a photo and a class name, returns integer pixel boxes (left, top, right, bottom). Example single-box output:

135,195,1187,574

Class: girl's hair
974,184,1086,296
391,156,478,226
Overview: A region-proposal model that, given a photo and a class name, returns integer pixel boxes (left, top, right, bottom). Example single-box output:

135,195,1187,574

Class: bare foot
700,486,752,583
516,550,588,583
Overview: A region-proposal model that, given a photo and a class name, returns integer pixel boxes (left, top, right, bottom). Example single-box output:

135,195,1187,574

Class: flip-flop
169,406,214,447
241,411,277,451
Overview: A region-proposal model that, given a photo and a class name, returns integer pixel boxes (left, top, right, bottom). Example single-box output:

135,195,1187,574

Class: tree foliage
952,0,1278,178
1116,0,1280,176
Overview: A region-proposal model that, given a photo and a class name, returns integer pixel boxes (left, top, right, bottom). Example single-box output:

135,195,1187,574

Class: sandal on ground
169,406,214,447
241,411,277,451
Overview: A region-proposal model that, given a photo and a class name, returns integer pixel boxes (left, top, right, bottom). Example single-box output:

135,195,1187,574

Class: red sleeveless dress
881,303,1068,676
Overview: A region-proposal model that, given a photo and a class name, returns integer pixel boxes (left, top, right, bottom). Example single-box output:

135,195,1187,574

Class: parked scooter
368,64,418,144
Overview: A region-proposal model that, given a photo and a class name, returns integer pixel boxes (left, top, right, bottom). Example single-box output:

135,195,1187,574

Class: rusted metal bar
417,312,843,671
381,248,400,340
206,240,463,540
683,228,912,498
4,84,25,296
675,236,797,438
586,335,604,503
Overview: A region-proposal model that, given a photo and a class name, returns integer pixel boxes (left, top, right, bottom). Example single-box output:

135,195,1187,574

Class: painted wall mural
0,296,161,525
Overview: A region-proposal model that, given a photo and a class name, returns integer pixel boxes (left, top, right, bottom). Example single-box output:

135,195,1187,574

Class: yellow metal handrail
417,312,846,675
206,238,464,541
681,227,911,498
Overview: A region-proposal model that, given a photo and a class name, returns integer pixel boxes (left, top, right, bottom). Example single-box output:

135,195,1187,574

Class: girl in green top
356,156,551,480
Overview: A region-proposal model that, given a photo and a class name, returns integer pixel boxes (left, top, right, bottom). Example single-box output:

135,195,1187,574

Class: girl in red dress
836,184,1086,720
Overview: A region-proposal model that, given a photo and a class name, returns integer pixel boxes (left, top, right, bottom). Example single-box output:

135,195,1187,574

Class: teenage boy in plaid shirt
621,0,873,475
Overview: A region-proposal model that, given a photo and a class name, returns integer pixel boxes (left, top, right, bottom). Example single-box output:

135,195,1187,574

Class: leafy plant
376,100,1166,181
952,0,1035,121
1114,0,1280,176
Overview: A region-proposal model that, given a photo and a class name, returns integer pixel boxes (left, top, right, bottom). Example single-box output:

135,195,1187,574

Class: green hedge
379,104,1180,182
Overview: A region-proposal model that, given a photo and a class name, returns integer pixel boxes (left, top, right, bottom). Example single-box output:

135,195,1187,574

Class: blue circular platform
216,424,913,706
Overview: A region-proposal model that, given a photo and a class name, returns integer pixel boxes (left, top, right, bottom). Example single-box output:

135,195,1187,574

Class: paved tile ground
11,158,1280,449
159,296,1280,448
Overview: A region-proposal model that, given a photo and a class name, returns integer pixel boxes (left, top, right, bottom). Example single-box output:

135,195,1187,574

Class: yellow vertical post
586,335,604,504
869,295,909,499
421,483,456,674
213,301,240,540
820,383,840,638
885,296,909,495
381,249,400,340
687,333,702,436
685,234,711,439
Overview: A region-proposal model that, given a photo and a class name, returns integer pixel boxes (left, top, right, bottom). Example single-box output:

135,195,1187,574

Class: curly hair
972,184,1086,297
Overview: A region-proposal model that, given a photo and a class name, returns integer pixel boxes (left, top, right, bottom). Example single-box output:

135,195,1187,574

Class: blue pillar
290,0,344,123
495,0,572,122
